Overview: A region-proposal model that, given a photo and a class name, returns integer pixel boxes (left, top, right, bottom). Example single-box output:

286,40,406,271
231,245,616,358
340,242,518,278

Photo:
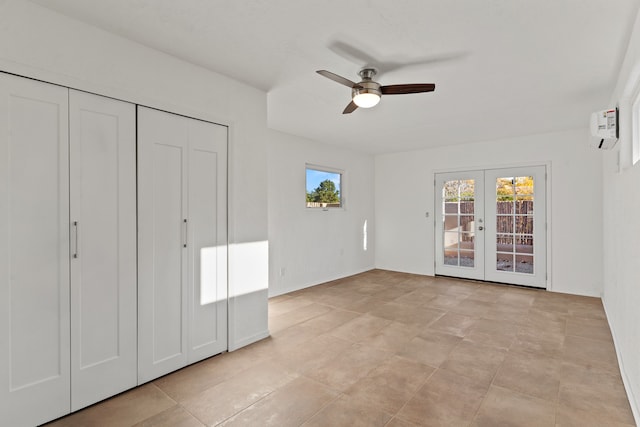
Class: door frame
433,161,552,291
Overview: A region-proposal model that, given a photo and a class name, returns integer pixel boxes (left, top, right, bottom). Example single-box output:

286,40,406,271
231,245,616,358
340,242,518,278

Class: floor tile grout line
211,389,278,427
390,363,438,424
469,348,510,425
175,401,208,427
296,392,343,426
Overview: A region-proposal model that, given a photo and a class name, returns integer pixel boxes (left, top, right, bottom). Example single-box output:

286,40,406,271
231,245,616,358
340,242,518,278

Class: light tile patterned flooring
47,270,636,426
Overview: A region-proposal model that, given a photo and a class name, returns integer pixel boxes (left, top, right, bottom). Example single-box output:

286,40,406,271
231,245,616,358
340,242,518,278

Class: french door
435,166,547,288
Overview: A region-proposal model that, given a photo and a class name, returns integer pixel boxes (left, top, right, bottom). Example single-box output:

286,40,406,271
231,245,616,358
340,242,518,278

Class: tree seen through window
306,167,342,208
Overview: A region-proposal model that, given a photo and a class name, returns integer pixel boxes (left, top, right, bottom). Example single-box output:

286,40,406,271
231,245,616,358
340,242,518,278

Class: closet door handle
183,219,188,248
72,221,79,258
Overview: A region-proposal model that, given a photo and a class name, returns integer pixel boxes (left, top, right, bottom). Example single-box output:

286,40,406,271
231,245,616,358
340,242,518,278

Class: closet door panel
0,74,70,426
69,90,137,410
138,107,188,383
151,143,184,358
187,119,228,362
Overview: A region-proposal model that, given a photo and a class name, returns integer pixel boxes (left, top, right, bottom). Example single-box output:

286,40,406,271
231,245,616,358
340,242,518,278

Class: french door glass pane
460,250,475,267
496,178,514,200
518,236,534,253
444,202,458,214
444,239,461,251
515,254,534,273
495,176,534,274
460,215,474,230
496,215,514,233
497,234,514,252
515,176,534,196
497,253,514,271
460,233,475,250
500,202,514,214
444,254,458,266
515,199,533,213
515,216,533,234
442,179,475,268
444,216,458,231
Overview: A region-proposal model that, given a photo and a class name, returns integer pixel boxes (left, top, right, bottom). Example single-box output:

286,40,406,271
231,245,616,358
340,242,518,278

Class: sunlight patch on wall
229,240,269,297
363,220,368,251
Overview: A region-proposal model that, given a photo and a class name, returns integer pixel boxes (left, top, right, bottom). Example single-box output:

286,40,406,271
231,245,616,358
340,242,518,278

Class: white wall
602,7,640,423
268,134,375,297
375,128,604,297
0,0,269,350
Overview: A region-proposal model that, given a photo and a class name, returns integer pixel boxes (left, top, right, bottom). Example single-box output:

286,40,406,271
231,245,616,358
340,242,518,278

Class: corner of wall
602,298,640,426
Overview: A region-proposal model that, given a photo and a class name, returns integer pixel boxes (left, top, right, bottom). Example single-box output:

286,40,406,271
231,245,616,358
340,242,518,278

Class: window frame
632,83,640,166
305,164,345,211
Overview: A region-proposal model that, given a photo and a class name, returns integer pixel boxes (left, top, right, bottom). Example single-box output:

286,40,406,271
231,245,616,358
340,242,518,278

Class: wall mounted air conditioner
590,107,618,150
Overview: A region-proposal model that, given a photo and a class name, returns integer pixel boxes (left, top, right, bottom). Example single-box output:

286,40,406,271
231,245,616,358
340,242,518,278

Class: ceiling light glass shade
353,92,381,108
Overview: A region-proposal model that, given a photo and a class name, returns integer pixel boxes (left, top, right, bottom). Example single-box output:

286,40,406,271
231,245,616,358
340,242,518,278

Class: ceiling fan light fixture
352,81,381,108
353,92,381,108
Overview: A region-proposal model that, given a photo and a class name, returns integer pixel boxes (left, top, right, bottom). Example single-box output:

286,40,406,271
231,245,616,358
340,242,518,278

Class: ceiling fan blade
380,52,469,74
381,84,436,95
329,40,468,74
317,70,361,88
328,40,379,70
342,101,358,114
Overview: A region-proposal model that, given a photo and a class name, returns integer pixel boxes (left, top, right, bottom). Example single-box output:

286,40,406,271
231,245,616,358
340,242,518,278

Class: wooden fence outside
306,202,341,208
445,201,534,244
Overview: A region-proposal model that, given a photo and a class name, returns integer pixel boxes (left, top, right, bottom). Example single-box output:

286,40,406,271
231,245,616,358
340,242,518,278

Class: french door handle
478,226,484,231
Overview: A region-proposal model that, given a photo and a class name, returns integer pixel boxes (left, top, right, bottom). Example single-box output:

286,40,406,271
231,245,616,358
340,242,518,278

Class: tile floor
46,270,636,427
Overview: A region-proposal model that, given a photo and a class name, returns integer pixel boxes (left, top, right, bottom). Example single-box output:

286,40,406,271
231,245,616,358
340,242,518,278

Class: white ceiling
31,0,640,154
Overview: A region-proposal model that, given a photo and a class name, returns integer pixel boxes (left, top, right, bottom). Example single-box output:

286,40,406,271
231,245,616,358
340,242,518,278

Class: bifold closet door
138,108,188,382
186,118,228,364
69,90,137,410
138,106,228,383
0,74,71,426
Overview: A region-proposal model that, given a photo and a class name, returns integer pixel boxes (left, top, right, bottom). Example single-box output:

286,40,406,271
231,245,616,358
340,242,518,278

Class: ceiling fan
316,68,435,114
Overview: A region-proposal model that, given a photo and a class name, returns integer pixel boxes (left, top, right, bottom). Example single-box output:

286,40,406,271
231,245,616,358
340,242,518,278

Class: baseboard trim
602,298,639,426
268,266,375,298
228,329,270,352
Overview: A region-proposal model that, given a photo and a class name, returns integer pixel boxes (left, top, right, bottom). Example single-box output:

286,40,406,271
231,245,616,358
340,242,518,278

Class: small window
306,165,343,209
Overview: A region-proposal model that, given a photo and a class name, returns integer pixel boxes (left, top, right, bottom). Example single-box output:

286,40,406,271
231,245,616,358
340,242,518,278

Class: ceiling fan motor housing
352,80,382,99
353,67,381,101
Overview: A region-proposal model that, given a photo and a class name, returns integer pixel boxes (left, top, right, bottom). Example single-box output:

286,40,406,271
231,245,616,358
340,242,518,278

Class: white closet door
0,74,70,426
138,107,228,382
69,90,137,410
138,107,189,383
187,118,228,363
